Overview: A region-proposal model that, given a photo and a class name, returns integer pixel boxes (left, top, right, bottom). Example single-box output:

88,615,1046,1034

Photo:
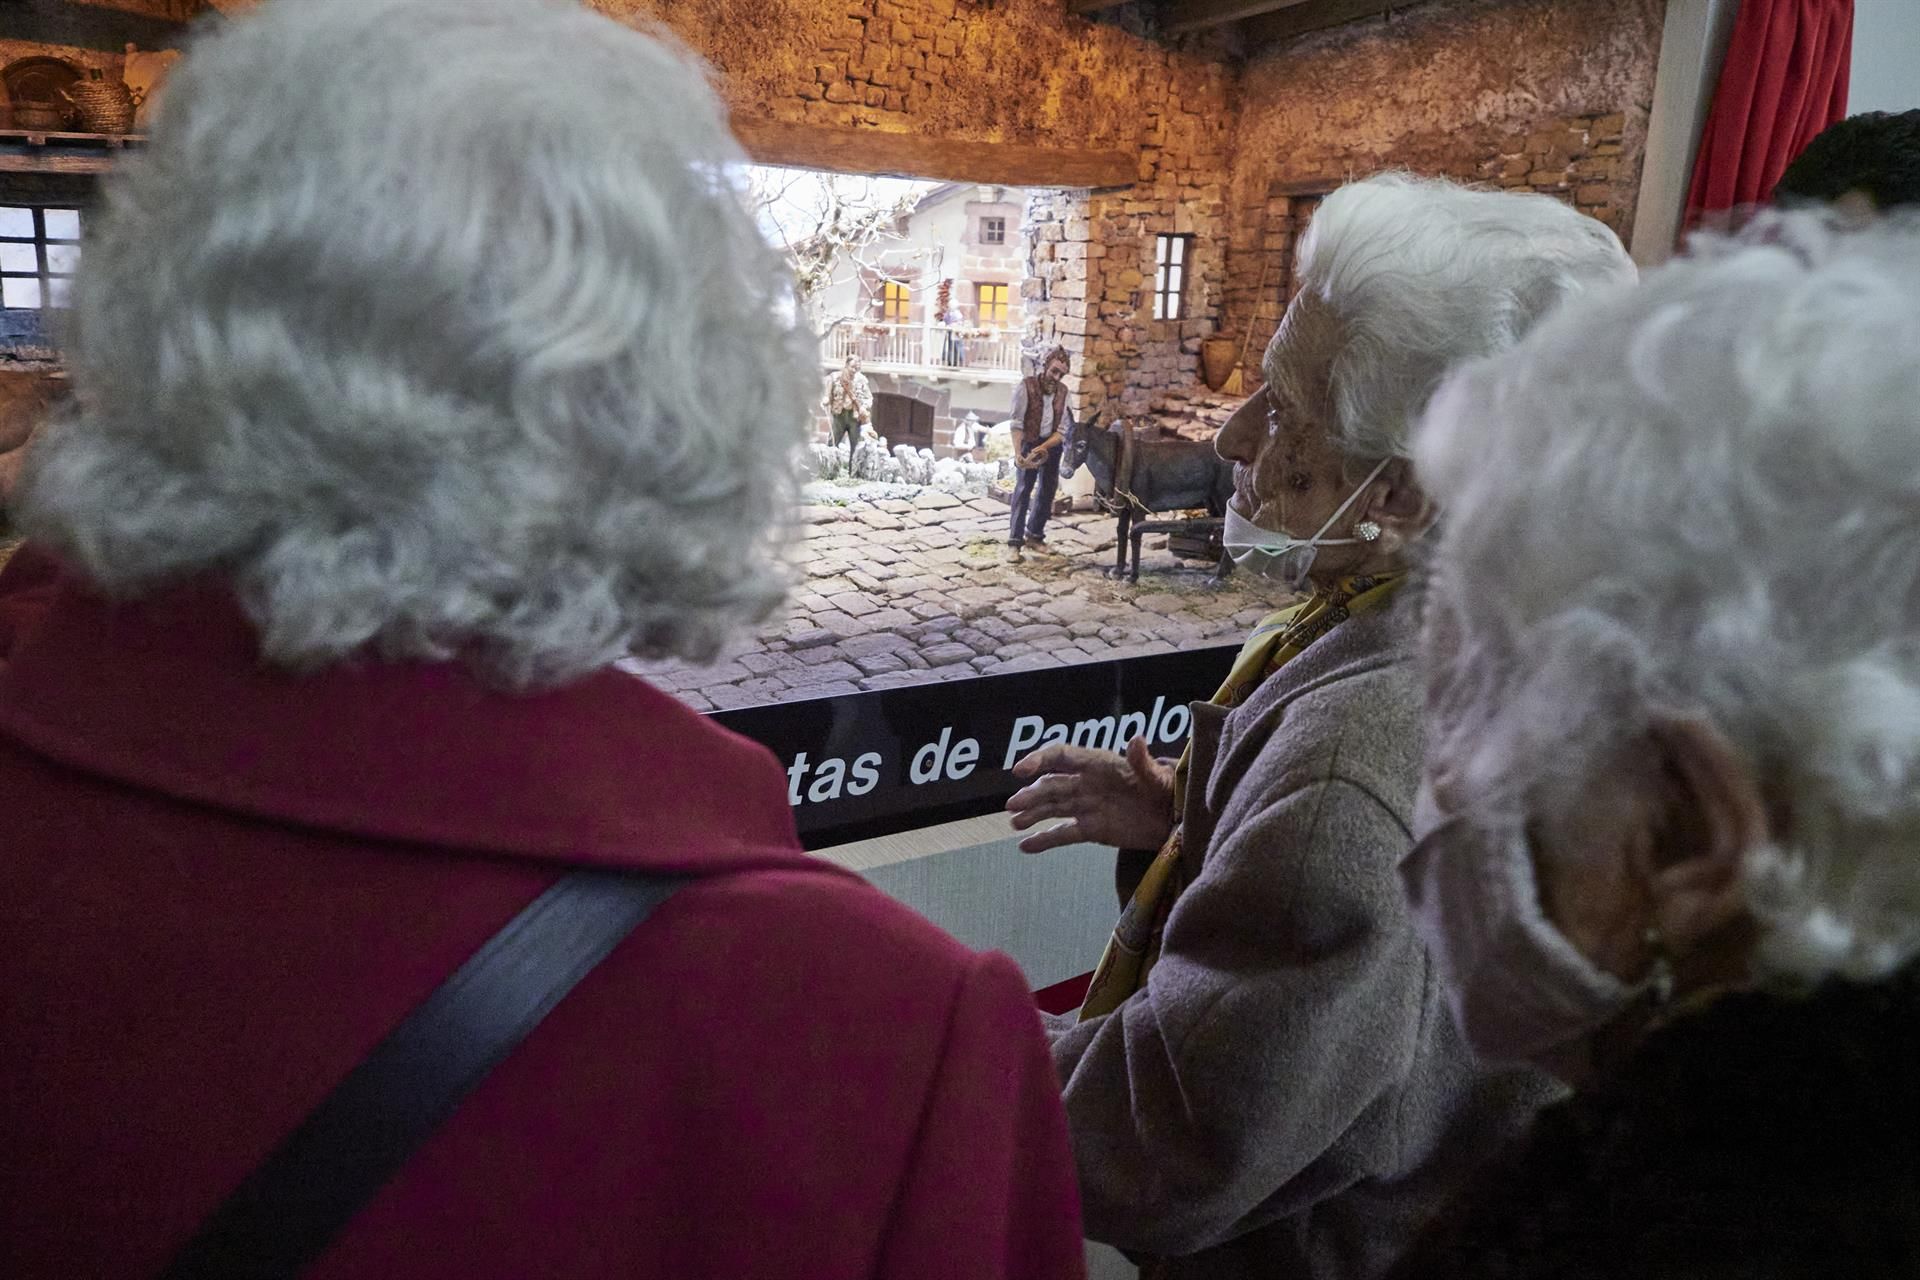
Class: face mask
1400,797,1644,1077
1222,456,1393,590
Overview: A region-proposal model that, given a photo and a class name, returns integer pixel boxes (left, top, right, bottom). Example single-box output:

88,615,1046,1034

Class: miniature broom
1220,253,1275,397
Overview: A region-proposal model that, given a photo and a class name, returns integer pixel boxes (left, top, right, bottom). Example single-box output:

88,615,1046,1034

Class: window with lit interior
0,206,81,311
975,282,1009,327
881,279,911,322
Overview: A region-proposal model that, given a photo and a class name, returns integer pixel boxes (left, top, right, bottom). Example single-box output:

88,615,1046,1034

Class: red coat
0,551,1084,1280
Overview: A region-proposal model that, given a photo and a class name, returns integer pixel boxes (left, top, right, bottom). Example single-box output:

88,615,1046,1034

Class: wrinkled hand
1005,736,1177,854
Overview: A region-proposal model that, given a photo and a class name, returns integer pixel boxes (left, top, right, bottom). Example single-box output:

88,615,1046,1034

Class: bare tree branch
746,167,927,327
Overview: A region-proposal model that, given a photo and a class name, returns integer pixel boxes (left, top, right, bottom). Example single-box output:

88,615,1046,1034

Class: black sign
710,645,1238,850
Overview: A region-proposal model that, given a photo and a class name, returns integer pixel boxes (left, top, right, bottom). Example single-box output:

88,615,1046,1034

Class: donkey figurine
1063,418,1234,579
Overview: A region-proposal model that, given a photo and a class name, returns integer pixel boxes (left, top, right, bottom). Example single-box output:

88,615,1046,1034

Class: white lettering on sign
847,752,881,796
910,726,985,784
787,749,885,804
781,694,1197,809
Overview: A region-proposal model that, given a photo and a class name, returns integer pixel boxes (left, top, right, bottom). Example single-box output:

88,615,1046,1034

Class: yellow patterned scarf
1076,574,1406,1021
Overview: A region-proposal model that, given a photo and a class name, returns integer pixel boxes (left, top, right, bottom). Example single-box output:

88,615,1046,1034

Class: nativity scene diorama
780,172,1252,592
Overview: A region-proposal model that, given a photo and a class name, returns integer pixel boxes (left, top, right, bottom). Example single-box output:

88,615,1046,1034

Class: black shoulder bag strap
159,868,686,1280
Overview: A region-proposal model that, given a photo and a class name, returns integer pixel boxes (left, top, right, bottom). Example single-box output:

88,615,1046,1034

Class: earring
1353,520,1382,543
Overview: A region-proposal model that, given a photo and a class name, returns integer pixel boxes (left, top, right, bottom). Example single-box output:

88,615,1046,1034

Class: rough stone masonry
583,0,1661,423
10,0,1664,426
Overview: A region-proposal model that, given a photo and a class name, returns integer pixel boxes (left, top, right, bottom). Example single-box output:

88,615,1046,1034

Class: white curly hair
16,0,817,689
1269,173,1637,469
1417,211,1920,986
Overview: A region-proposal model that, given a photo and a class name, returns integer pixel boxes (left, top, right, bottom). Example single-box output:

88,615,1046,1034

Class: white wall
948,380,1016,420
913,191,972,308
815,265,865,330
1850,0,1920,115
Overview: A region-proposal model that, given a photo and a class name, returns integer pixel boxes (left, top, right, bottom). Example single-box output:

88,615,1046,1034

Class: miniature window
0,206,81,310
981,216,1007,245
881,279,912,322
976,282,1009,327
1153,234,1190,322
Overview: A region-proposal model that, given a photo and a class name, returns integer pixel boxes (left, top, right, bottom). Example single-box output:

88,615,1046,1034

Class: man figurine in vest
825,354,872,465
1007,345,1071,557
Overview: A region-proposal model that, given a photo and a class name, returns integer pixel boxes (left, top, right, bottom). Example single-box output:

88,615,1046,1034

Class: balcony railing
822,322,1024,379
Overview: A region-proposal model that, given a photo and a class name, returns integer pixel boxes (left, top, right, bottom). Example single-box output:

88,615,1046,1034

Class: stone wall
2,0,1665,424
591,1,1225,153
592,0,1237,424
1024,157,1229,420
599,0,1660,412
1223,0,1665,380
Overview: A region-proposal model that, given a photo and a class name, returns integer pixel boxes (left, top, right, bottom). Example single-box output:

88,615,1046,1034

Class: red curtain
1685,0,1854,226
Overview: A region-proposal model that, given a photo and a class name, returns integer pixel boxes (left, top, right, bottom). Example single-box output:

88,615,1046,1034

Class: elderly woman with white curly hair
1388,214,1920,1279
1005,174,1635,1279
0,2,1086,1277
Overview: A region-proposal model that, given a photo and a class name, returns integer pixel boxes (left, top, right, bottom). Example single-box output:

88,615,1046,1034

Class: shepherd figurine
1006,344,1071,559
824,354,872,467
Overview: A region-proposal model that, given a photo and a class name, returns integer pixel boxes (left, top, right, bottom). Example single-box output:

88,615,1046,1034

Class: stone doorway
873,392,935,450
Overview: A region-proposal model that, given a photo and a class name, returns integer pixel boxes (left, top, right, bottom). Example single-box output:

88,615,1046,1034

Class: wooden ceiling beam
1066,0,1134,13
732,117,1138,191
1241,0,1406,47
1162,0,1314,35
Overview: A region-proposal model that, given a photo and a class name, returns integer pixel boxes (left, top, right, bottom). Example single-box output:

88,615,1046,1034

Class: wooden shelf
0,129,146,175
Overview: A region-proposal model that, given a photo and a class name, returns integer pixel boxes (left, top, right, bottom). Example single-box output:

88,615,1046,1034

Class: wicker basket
62,70,136,135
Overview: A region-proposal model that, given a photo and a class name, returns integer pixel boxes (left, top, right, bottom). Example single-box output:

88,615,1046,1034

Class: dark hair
1774,110,1920,210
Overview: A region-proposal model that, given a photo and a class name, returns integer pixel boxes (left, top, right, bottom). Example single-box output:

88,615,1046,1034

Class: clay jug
1201,337,1238,392
61,68,136,135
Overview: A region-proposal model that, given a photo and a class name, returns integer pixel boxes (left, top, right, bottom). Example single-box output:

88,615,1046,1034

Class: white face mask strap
1308,455,1395,545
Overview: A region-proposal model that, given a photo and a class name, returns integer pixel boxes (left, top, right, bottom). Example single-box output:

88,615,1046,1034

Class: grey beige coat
1047,603,1559,1279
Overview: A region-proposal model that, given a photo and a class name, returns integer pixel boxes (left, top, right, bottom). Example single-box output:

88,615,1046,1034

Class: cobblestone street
630,489,1280,710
